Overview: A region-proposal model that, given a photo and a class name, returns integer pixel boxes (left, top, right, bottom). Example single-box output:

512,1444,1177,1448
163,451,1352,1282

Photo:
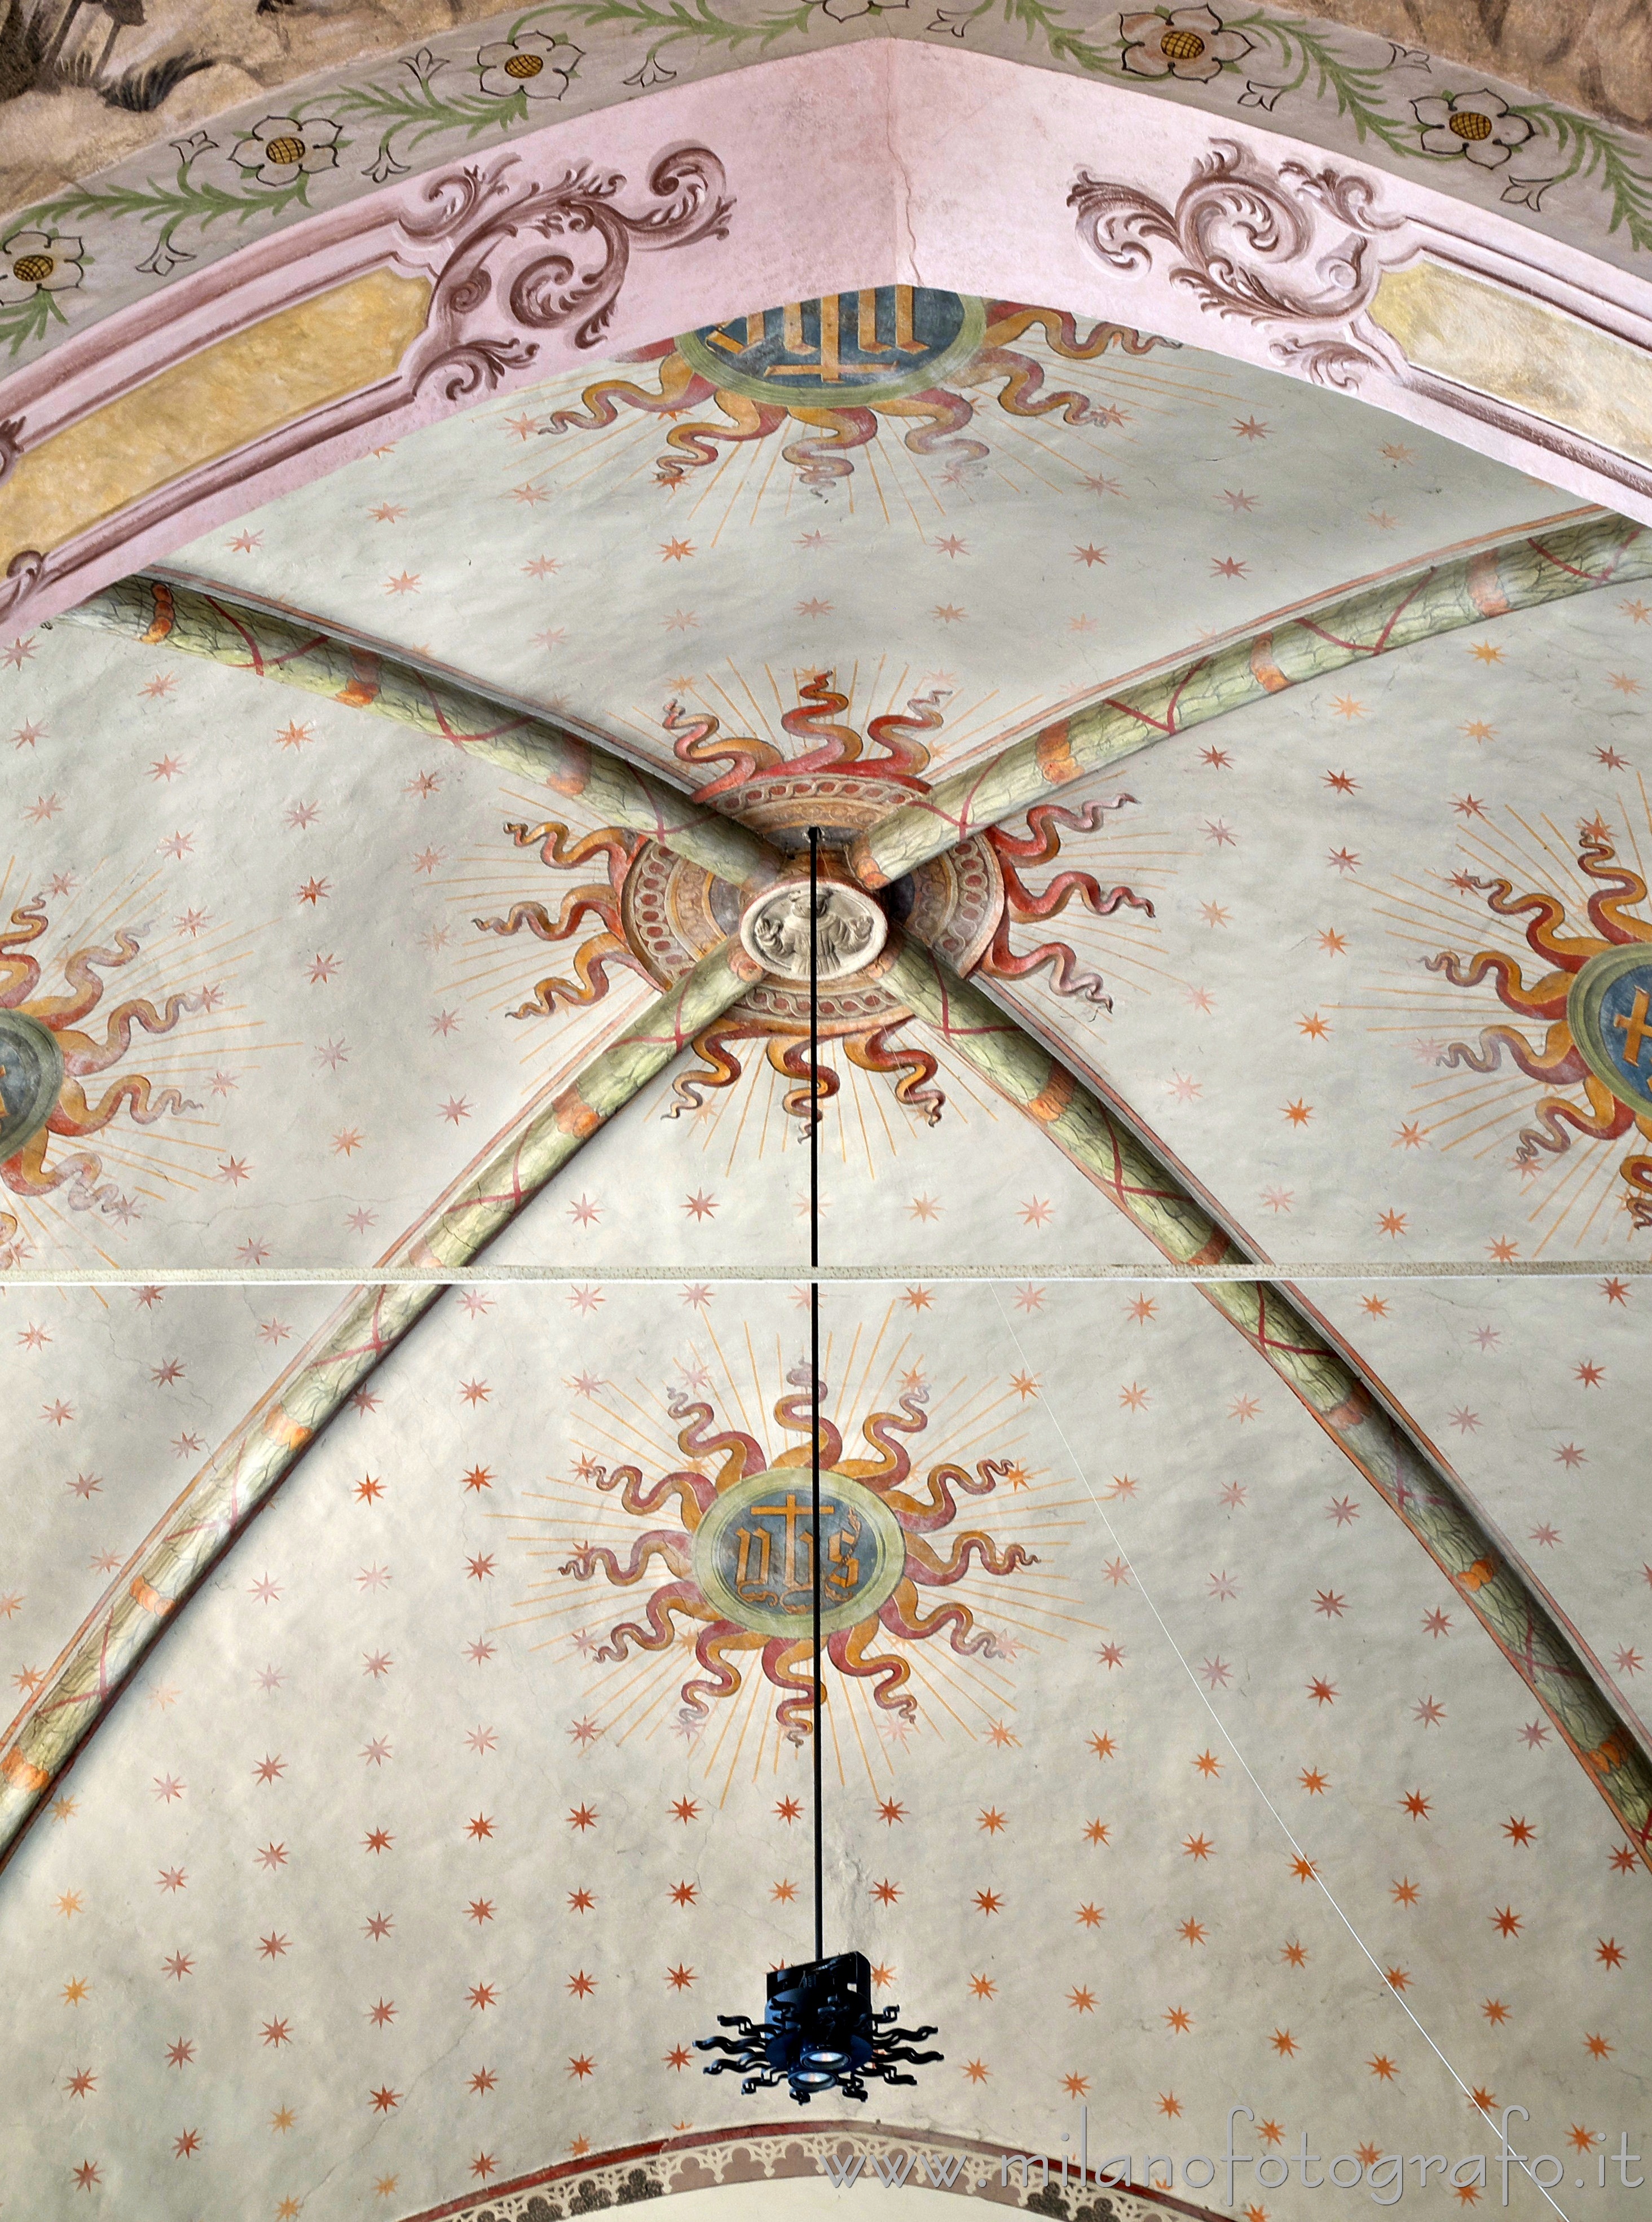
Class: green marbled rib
884,936,1652,1856
856,514,1652,886
62,577,781,895
0,943,753,1863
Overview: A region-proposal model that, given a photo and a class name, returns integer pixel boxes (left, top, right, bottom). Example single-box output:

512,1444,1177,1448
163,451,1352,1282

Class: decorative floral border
0,3,583,358
391,2116,1221,2221
547,0,1652,267
0,0,1650,373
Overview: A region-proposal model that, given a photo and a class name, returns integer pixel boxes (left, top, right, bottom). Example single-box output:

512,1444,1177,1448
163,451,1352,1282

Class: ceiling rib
18,517,1651,1881
0,941,758,1875
851,513,1652,888
61,575,785,897
882,932,1652,1865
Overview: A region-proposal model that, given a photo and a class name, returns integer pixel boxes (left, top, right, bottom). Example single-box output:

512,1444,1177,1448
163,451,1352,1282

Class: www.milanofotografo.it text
815,2107,1646,2205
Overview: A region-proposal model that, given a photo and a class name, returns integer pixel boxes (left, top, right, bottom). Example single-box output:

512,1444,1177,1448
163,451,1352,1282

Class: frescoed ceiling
1,8,1650,2222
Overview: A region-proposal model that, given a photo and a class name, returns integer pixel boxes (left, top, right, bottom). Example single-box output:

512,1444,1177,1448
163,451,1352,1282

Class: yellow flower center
504,50,545,77
1449,109,1494,141
12,253,54,283
1160,27,1206,59
263,134,306,164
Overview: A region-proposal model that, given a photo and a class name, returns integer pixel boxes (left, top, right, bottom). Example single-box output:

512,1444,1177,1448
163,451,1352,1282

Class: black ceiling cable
809,824,825,1968
693,831,941,2104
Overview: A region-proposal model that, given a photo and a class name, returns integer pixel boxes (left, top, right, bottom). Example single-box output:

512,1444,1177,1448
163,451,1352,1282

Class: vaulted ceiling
1,6,1649,2220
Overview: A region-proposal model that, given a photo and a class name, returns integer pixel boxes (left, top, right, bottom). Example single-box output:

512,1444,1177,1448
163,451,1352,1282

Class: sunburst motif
507,1314,1073,1784
540,291,1174,492
1425,815,1652,1227
1365,807,1652,1249
1,893,208,1264
555,1364,1034,1741
468,673,1154,1132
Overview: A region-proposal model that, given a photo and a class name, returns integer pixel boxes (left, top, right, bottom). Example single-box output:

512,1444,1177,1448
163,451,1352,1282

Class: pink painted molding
1069,134,1652,501
4,43,1652,632
0,139,738,626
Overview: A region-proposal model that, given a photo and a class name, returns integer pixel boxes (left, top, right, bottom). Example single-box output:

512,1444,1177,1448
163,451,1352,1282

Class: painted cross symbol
1613,984,1652,1068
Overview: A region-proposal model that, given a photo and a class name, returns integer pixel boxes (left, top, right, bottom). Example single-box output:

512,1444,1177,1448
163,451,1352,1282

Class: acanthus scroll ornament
1069,138,1404,390
406,144,735,400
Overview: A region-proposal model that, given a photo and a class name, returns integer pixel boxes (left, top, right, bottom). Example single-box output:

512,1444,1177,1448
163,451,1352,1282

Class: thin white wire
992,1287,1569,2221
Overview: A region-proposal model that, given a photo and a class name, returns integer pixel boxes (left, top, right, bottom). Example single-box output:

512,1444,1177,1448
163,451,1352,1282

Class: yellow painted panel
0,268,431,565
1372,259,1652,469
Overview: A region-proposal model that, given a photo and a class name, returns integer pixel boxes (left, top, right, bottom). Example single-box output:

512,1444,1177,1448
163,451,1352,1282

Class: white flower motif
230,116,343,189
1413,89,1533,168
0,229,83,309
1120,5,1251,80
477,30,581,100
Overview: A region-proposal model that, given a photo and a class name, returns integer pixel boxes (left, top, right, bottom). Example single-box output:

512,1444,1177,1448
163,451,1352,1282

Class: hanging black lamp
697,1950,942,2104
695,828,943,2108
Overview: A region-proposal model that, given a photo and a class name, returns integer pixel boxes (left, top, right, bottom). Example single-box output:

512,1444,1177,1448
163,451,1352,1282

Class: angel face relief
739,883,888,983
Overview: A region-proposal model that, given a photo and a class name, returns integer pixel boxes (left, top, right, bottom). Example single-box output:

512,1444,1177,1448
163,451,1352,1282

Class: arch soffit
2,41,1652,632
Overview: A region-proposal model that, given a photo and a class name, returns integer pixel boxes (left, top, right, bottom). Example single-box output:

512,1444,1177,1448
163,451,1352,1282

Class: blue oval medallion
1567,945,1652,1120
